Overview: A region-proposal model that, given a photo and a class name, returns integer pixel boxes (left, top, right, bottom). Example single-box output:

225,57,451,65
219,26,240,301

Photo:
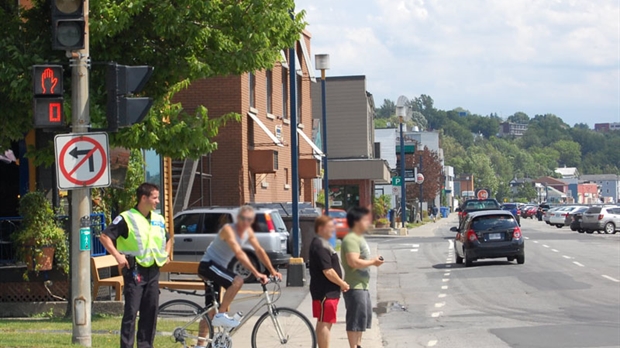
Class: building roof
554,167,579,177
580,174,620,181
535,176,567,186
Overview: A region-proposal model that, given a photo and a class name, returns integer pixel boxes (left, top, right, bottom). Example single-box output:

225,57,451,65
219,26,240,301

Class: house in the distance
580,174,620,203
555,167,579,179
498,122,528,137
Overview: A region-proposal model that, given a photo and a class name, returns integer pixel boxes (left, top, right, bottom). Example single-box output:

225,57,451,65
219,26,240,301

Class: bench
159,261,204,291
91,255,124,301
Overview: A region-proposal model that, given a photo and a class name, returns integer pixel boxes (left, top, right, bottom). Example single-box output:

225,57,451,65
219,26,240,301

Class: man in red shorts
309,215,350,348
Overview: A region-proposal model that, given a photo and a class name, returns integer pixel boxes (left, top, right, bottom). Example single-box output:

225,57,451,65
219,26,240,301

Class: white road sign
54,133,111,190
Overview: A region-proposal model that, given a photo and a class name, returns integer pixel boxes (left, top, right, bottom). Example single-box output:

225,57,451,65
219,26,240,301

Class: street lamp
396,96,409,225
315,54,330,215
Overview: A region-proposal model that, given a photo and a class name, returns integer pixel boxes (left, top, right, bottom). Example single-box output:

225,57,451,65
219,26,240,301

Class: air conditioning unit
299,159,320,179
249,150,278,173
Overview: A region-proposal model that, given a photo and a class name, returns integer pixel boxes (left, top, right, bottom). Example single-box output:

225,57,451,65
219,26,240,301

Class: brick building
172,32,321,210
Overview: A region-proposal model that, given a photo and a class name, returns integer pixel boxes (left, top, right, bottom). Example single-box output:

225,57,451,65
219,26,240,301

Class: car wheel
596,230,602,234
228,253,259,283
516,255,525,265
507,257,515,262
604,222,616,234
464,251,473,268
455,253,463,264
555,225,562,229
585,230,594,234
578,229,584,233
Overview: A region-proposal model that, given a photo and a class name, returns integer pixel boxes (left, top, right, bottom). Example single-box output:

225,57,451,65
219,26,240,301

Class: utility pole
69,1,91,345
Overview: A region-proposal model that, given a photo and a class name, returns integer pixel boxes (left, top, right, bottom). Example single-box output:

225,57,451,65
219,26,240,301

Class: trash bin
440,207,449,218
282,215,316,263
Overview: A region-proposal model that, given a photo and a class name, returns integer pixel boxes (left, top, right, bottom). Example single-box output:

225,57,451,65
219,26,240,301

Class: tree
552,140,582,167
0,0,305,159
404,147,443,204
517,184,538,202
507,112,530,124
376,99,395,119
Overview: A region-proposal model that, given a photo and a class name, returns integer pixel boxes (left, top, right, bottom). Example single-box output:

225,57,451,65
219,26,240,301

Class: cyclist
195,205,282,348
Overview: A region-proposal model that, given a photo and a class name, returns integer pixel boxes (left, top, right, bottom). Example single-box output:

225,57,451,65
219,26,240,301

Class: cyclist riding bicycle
195,205,282,348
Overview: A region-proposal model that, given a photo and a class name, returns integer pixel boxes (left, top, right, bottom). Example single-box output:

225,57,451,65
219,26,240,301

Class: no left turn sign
54,133,111,190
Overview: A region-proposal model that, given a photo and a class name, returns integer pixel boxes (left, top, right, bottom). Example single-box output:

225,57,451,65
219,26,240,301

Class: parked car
173,207,290,281
569,206,589,232
521,205,537,219
451,210,525,267
549,206,581,228
457,199,501,224
500,203,521,225
328,209,349,239
580,206,620,234
544,207,561,224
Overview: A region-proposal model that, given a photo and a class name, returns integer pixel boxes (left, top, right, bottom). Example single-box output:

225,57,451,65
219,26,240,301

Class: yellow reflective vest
117,208,168,267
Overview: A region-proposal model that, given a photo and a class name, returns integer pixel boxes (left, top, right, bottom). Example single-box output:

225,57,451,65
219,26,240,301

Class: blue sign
79,227,91,251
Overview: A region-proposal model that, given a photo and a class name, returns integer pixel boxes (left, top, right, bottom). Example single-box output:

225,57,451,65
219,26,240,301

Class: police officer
99,183,171,348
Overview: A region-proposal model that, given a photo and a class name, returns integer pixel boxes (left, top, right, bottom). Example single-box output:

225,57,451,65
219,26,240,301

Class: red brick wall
172,33,316,207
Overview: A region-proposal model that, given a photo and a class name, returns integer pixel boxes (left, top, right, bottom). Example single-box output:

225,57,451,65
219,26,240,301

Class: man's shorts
343,289,372,331
312,298,339,323
198,260,237,306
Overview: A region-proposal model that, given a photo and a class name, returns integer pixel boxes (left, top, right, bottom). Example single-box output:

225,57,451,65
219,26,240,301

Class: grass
0,315,187,348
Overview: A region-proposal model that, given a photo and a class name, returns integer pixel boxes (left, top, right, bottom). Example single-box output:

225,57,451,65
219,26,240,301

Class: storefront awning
247,112,283,147
297,128,323,160
329,159,391,184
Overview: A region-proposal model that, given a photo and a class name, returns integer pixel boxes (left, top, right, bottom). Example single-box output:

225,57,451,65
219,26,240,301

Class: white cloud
297,0,620,124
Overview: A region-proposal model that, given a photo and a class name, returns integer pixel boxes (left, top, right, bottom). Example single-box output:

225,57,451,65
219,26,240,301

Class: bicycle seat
198,274,213,286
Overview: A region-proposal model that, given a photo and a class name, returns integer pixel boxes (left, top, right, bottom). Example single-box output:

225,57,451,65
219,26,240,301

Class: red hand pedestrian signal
41,68,59,95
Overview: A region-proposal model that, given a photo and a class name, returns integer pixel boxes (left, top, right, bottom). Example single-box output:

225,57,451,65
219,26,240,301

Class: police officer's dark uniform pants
121,264,160,348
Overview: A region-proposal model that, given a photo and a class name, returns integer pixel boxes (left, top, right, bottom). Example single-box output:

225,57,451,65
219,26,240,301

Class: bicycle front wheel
251,307,317,348
158,299,214,347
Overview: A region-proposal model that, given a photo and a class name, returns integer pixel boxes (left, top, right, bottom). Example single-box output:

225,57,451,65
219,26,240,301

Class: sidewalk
406,214,457,237
233,250,384,347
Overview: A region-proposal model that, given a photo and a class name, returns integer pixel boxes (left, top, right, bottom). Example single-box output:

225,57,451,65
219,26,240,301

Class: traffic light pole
70,0,92,345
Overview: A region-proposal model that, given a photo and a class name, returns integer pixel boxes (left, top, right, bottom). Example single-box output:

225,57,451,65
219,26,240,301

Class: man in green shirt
341,206,384,348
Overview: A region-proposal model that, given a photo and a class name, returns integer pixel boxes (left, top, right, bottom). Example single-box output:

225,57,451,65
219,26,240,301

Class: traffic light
51,0,85,51
106,63,154,132
33,65,65,128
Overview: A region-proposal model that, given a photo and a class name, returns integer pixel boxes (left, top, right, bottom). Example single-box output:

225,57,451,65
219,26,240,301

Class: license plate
489,233,502,240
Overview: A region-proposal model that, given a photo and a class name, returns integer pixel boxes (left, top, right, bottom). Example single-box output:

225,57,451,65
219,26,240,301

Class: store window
329,185,360,211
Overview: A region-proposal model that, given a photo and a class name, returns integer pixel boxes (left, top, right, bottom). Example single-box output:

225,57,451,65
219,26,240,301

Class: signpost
54,133,111,190
416,173,425,184
392,176,402,186
476,189,490,200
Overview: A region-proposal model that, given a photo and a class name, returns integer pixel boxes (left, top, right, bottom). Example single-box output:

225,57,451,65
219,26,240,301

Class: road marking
435,302,445,308
441,285,448,290
602,275,620,283
442,278,450,282
543,244,549,248
412,244,420,248
411,249,418,252
446,265,452,268
573,261,585,267
563,255,572,259
431,311,442,318
533,241,539,244
446,258,452,262
551,249,559,252
448,241,454,250
444,272,451,276
427,340,438,347
438,294,447,298
524,236,529,240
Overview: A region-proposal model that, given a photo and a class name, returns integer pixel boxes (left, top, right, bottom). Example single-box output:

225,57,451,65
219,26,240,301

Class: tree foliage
0,0,305,159
404,147,443,204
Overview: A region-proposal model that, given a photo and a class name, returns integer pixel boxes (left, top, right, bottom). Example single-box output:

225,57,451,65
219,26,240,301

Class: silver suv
580,205,620,234
173,207,290,281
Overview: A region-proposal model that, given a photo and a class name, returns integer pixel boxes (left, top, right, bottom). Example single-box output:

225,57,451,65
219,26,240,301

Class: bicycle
157,276,317,348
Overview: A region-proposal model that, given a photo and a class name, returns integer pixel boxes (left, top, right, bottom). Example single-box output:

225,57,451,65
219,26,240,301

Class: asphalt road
375,215,620,348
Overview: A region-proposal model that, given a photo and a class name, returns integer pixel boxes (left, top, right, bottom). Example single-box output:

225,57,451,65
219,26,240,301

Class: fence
0,213,107,264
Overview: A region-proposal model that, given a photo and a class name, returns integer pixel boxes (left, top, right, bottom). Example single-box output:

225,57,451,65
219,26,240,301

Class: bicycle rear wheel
158,299,214,347
250,307,316,348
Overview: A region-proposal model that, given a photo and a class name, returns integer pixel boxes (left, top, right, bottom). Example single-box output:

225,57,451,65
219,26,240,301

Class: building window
273,151,279,170
285,168,289,185
282,67,288,119
266,70,273,115
249,72,256,109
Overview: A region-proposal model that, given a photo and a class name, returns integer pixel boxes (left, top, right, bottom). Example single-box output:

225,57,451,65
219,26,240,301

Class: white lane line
446,258,452,262
551,249,559,253
412,244,420,248
441,285,448,290
533,241,539,244
543,244,549,248
524,236,529,240
427,340,438,347
431,311,442,318
438,294,447,298
563,255,572,259
444,272,451,276
411,249,418,252
602,275,620,283
435,302,445,308
573,261,585,267
448,241,454,250
442,278,450,282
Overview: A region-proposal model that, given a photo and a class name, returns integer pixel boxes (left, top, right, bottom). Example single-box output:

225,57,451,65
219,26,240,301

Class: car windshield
472,215,518,231
465,200,500,210
328,211,347,218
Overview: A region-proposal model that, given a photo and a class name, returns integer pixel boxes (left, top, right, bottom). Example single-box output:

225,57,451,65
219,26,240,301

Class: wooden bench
159,261,204,291
91,255,124,301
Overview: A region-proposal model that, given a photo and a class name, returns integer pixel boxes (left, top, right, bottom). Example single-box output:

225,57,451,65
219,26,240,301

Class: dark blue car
501,203,521,225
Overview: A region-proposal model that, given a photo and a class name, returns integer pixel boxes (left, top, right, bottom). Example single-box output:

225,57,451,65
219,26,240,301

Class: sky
295,0,620,126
